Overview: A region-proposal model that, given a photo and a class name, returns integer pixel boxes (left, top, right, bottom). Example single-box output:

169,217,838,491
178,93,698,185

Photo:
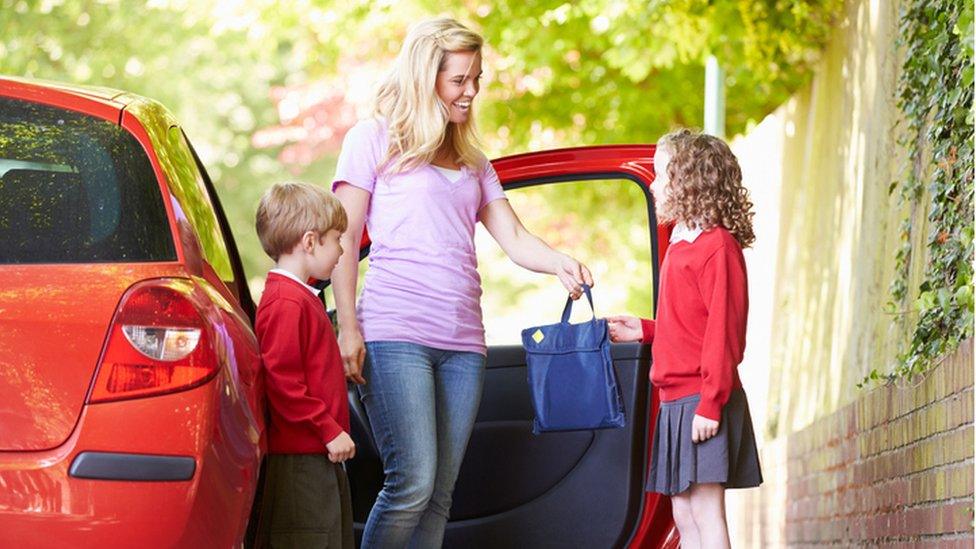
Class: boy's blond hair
255,182,348,261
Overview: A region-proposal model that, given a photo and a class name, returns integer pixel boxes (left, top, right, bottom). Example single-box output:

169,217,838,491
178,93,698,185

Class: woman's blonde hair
374,17,485,174
657,129,756,248
256,182,348,261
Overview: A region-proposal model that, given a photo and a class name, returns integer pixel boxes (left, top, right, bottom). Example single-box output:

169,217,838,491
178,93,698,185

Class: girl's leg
409,350,486,549
358,342,439,549
689,483,730,549
671,492,701,549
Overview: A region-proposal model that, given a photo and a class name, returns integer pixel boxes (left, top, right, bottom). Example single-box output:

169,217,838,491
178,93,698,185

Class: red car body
0,77,264,547
0,77,677,547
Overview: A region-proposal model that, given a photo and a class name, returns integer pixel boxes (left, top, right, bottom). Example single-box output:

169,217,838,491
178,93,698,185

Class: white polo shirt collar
670,223,704,244
270,268,321,296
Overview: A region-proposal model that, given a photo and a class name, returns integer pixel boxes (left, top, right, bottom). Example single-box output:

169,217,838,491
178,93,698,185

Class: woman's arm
479,199,593,297
332,183,371,384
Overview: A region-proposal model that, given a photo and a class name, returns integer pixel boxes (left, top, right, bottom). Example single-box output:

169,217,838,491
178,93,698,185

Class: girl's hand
691,414,720,443
606,315,643,342
338,327,367,385
555,254,594,300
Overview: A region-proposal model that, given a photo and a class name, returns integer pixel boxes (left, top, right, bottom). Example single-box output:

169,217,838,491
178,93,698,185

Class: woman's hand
606,315,643,342
338,326,367,385
691,414,720,443
555,254,594,300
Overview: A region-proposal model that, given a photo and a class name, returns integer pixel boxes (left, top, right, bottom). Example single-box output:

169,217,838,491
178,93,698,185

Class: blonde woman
331,17,593,548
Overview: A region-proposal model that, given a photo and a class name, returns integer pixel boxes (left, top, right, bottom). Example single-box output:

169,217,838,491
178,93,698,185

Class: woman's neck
432,143,461,170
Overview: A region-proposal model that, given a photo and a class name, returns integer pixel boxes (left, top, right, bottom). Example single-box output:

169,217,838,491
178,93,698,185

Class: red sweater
641,227,748,421
255,272,350,453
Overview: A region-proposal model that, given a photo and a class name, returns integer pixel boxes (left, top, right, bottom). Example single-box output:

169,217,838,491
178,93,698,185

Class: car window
164,126,235,283
0,97,175,264
180,130,254,314
477,178,655,346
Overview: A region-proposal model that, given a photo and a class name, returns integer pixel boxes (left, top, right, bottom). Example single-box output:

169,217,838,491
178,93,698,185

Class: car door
341,145,677,548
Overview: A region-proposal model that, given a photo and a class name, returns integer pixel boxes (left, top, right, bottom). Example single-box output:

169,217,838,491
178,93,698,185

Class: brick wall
728,341,975,546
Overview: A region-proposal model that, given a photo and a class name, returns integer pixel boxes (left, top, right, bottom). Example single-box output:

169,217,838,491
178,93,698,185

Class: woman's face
436,50,482,124
651,143,672,208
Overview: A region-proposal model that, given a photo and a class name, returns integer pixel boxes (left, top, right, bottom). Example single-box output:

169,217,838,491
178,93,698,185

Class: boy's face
306,229,344,280
651,144,671,211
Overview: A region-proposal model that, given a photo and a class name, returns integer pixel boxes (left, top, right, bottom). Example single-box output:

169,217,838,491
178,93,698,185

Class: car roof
0,75,131,105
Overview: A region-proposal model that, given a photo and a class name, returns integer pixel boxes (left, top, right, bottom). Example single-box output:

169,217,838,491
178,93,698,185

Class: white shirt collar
270,268,321,296
670,223,704,244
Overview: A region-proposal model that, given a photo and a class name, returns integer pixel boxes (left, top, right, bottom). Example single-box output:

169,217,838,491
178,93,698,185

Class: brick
943,501,975,533
934,362,950,401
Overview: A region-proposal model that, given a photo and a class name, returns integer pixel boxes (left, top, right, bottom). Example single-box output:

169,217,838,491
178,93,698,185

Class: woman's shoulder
341,117,389,158
349,116,388,138
465,149,491,172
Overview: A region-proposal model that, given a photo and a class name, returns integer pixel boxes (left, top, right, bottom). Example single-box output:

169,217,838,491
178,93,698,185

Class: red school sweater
255,272,350,453
640,227,748,421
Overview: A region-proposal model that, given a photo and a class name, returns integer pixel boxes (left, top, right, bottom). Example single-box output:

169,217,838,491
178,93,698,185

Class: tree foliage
0,0,844,283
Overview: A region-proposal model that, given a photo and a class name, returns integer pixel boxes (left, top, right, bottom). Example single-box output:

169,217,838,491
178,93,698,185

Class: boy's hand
326,431,356,463
691,414,720,443
339,327,367,385
607,315,643,342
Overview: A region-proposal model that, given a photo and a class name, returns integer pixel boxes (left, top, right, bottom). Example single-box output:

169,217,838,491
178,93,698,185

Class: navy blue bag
521,285,626,434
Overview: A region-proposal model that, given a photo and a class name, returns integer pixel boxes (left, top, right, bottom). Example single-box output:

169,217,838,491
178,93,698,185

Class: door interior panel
346,341,651,548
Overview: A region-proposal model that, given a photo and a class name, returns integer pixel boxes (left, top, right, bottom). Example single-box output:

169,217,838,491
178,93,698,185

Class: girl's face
436,50,482,124
651,143,671,208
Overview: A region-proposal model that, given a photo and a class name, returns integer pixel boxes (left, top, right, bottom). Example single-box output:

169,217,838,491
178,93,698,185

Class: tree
1,0,844,285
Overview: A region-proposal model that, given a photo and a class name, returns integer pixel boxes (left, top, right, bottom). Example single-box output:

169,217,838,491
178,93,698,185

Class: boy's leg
689,483,730,549
358,342,438,548
409,350,486,549
670,491,701,549
262,454,343,549
335,463,355,549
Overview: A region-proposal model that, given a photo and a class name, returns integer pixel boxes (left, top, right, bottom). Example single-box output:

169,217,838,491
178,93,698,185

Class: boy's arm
640,318,656,342
259,300,344,445
695,246,748,421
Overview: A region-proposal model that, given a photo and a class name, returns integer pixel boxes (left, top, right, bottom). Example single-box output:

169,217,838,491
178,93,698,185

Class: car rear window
0,96,176,264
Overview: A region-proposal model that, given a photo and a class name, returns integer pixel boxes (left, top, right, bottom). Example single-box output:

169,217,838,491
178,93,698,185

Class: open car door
343,145,678,548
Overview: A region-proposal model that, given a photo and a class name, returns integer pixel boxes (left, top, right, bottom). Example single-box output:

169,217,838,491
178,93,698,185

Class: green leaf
955,284,974,308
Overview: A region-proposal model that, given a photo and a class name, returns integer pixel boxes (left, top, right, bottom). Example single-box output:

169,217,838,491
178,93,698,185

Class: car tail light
88,279,219,403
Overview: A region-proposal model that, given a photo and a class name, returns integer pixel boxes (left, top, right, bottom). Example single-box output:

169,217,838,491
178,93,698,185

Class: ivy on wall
863,0,974,386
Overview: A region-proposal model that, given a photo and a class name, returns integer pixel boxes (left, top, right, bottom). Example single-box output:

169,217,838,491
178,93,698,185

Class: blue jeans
358,341,486,549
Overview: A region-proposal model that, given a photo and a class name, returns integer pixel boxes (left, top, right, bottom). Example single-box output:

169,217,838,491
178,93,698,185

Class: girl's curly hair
657,129,756,248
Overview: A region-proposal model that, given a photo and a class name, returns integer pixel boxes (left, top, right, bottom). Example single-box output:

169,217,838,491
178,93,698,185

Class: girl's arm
332,183,371,385
695,245,748,421
607,316,655,343
479,199,593,297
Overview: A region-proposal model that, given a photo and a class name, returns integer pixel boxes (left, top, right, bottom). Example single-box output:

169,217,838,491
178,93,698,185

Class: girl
608,129,763,548
331,17,593,548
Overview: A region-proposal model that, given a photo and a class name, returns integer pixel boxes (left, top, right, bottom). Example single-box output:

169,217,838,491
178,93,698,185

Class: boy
254,182,355,548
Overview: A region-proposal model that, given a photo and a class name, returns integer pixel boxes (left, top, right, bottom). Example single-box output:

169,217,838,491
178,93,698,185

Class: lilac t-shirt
332,118,507,355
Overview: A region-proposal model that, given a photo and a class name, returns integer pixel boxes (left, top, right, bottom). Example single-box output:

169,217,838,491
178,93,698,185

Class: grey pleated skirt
646,388,763,495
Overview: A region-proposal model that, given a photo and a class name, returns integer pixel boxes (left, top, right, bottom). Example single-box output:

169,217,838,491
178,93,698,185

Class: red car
0,77,678,548
0,77,264,547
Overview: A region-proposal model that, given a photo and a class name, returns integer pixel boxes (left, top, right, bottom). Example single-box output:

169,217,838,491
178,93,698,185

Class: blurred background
0,0,838,295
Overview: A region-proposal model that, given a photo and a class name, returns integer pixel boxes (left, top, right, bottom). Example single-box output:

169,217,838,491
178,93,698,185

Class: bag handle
560,284,596,323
